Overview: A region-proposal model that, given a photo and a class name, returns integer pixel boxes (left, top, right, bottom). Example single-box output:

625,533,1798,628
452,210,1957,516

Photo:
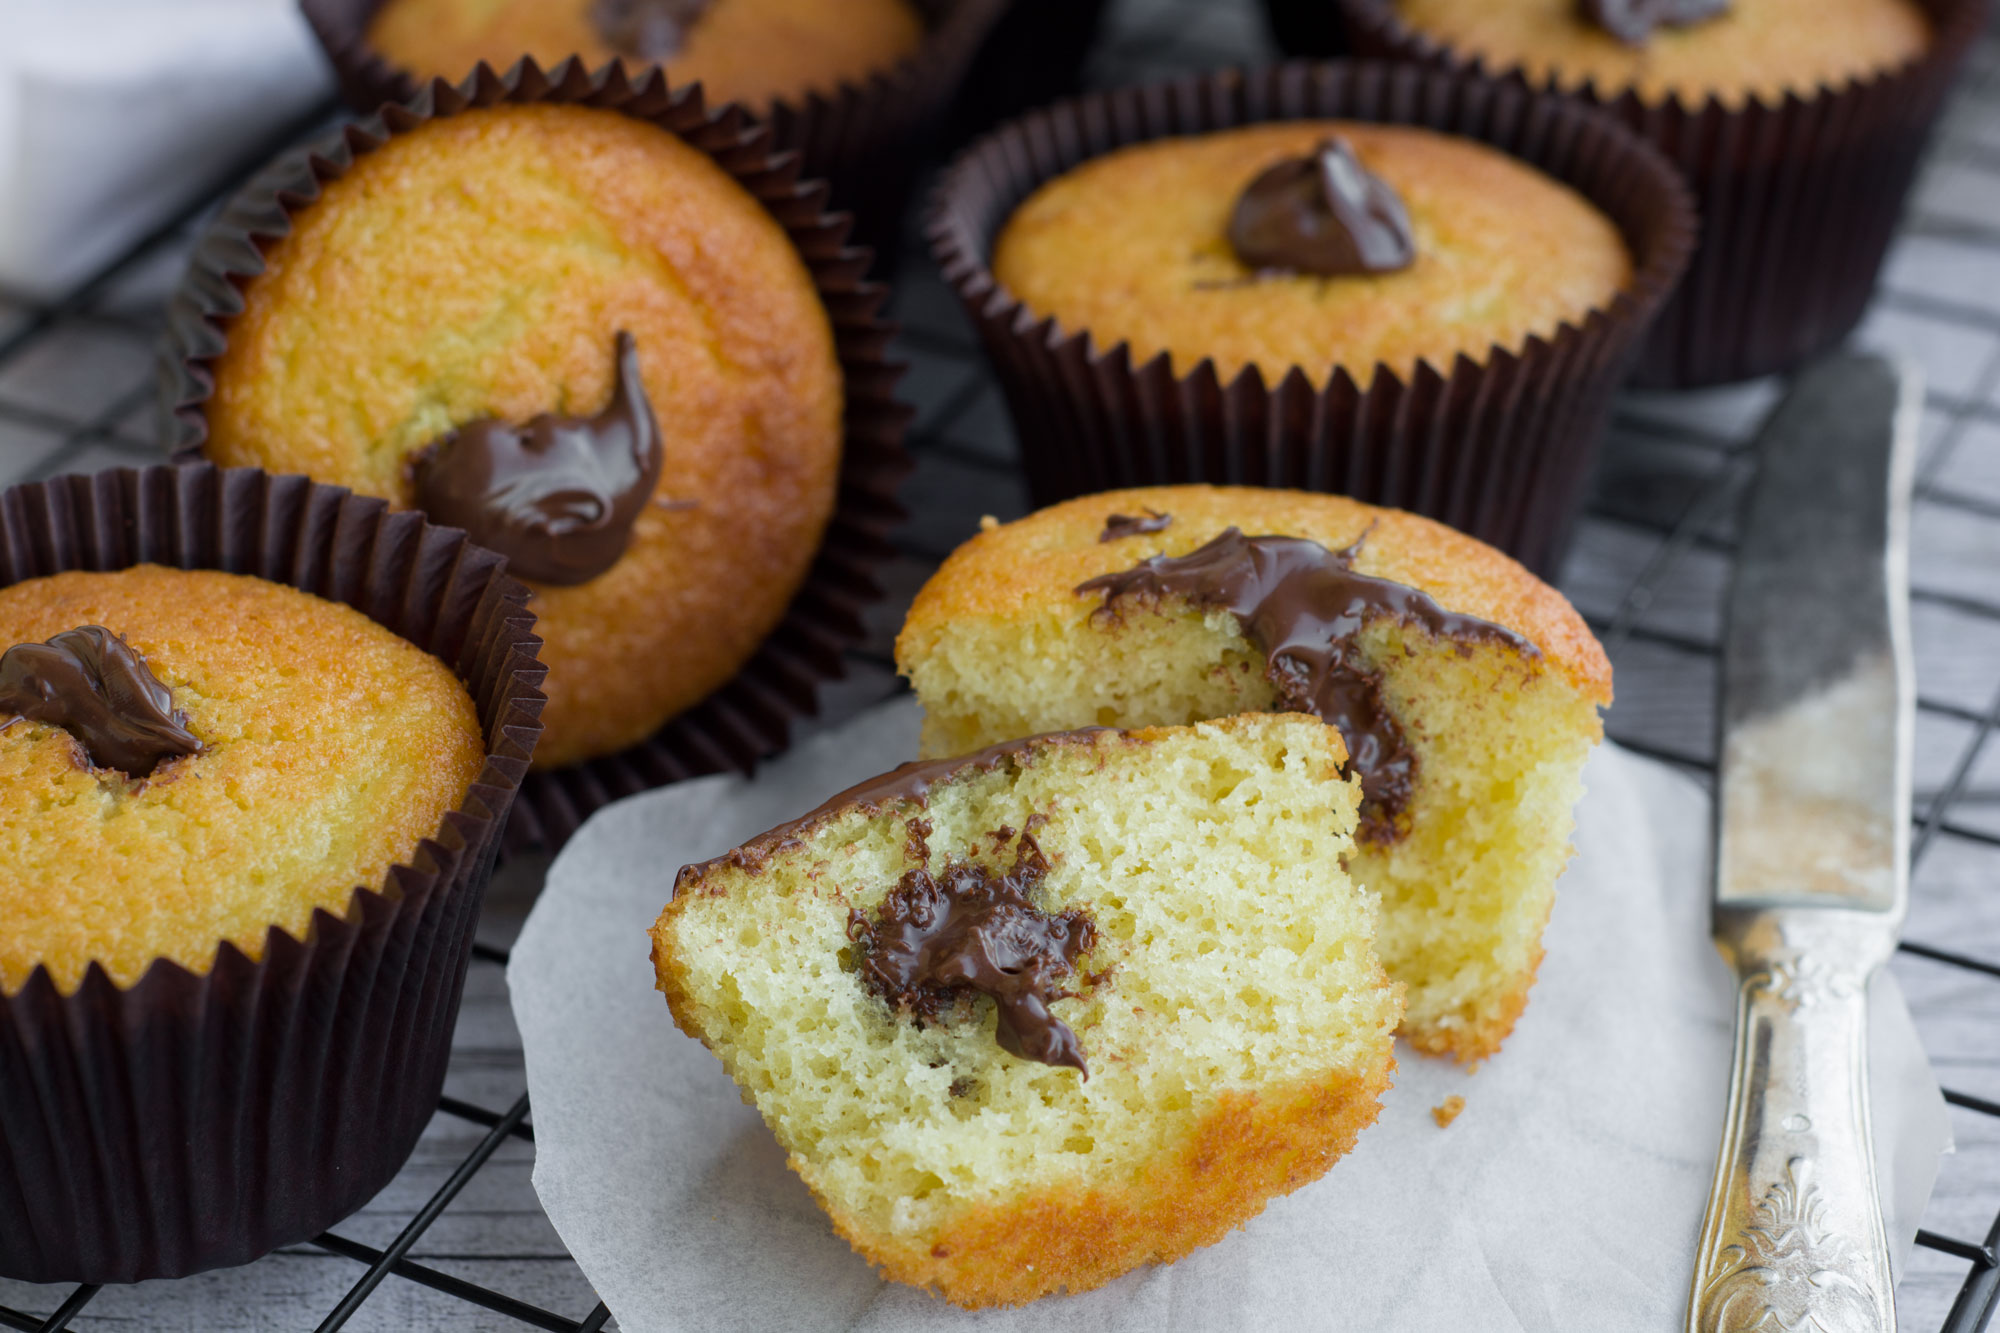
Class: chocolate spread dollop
1077,528,1537,844
1579,0,1729,45
1099,509,1174,542
1227,137,1416,278
0,626,200,777
590,0,713,60
848,829,1097,1075
411,331,664,587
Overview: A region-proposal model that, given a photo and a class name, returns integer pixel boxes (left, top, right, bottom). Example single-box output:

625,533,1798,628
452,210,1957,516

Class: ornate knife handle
1689,910,1898,1333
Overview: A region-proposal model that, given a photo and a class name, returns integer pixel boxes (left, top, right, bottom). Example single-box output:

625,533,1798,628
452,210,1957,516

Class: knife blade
1687,352,1919,1333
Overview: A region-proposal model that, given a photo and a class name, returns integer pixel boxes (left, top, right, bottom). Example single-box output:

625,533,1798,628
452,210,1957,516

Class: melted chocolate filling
1227,137,1416,278
1077,529,1537,844
590,0,713,60
1579,0,1729,45
0,626,200,777
410,331,664,586
848,829,1096,1075
1099,509,1174,542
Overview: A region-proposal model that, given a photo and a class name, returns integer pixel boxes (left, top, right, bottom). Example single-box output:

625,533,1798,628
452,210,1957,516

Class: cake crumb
979,515,1001,531
1431,1095,1466,1128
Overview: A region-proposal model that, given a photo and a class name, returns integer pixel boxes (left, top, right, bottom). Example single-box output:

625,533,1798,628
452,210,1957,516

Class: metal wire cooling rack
3,0,2000,1327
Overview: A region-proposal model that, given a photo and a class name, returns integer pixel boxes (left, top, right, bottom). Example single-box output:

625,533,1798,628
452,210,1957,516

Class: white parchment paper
510,697,1952,1332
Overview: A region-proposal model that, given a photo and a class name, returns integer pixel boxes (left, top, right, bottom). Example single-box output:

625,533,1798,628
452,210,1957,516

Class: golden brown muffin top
366,0,925,110
1394,0,1931,108
202,103,844,769
991,122,1632,389
0,566,485,995
899,485,1614,704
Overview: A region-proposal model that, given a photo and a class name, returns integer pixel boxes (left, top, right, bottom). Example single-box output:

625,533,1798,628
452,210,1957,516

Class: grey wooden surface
5,0,2000,1326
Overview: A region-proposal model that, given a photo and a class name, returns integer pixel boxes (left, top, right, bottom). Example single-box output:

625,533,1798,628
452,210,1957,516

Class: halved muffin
653,713,1400,1306
895,485,1612,1062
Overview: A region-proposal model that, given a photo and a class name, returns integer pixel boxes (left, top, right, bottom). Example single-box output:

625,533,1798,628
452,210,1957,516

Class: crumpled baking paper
509,696,1951,1332
0,0,332,300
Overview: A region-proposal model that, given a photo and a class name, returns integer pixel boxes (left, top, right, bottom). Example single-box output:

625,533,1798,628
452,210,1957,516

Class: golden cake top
365,0,925,111
991,121,1632,388
0,566,485,994
201,102,845,769
1393,0,1932,108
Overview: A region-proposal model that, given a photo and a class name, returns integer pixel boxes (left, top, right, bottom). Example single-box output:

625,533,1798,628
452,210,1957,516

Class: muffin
992,121,1633,388
1339,0,1984,386
896,485,1612,1062
0,463,543,1285
0,566,484,994
362,0,925,111
1389,0,1931,108
655,713,1400,1307
930,61,1694,575
194,101,843,773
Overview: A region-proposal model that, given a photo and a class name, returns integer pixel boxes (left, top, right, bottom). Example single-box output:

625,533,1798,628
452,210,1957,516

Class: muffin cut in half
896,485,1612,1062
653,713,1400,1307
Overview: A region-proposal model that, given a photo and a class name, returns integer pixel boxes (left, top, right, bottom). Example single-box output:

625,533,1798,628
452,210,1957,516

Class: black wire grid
4,0,2000,1327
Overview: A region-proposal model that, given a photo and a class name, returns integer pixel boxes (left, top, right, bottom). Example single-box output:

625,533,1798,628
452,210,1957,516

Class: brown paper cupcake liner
299,0,1006,248
927,61,1695,576
0,462,545,1284
158,59,910,855
1338,0,1990,388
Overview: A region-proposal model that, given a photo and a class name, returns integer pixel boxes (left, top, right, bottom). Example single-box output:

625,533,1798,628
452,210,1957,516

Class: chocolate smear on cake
1227,137,1416,278
411,331,665,586
590,0,713,61
679,729,1114,885
849,829,1097,1075
1078,528,1538,844
1579,0,1729,46
0,626,200,777
1099,509,1173,542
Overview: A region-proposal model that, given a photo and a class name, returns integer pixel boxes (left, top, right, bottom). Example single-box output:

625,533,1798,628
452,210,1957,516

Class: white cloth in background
0,0,333,300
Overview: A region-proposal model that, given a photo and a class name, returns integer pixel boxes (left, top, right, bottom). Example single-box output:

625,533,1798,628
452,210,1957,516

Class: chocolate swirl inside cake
1078,528,1538,844
0,626,201,777
848,825,1097,1075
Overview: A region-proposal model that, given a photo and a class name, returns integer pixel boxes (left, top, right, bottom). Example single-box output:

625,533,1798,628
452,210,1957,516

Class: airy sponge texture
204,103,843,769
896,485,1610,1062
992,121,1631,387
654,714,1400,1307
0,566,485,994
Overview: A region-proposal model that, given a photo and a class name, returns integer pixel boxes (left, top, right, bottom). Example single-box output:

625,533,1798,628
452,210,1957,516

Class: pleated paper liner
299,0,1006,249
927,61,1695,577
0,463,545,1284
159,60,911,855
1338,0,1989,389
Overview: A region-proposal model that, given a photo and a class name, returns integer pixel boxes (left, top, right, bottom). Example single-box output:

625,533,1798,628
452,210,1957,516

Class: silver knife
1688,352,1920,1333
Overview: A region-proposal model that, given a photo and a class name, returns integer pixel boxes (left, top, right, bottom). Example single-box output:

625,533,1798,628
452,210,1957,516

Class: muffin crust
991,121,1632,387
0,566,484,994
366,0,925,110
202,104,844,769
1394,0,1932,107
